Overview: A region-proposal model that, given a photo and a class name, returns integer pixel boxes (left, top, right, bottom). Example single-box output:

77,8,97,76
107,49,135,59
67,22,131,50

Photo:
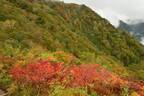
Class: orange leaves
10,60,64,85
70,64,102,87
9,65,26,81
10,61,111,88
69,64,128,95
10,60,127,95
128,81,144,95
9,59,144,95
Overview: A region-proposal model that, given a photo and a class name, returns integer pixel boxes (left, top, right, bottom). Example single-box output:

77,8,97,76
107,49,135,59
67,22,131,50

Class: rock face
118,20,144,43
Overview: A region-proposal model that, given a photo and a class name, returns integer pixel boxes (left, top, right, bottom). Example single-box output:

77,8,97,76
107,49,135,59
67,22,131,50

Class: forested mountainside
0,0,144,95
0,0,144,65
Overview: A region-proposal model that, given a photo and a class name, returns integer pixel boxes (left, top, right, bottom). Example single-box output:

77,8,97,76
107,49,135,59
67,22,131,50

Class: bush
9,59,133,95
0,13,7,21
10,60,64,85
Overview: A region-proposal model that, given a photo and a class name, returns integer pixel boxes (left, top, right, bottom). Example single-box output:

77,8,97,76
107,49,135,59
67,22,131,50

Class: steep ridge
0,0,144,66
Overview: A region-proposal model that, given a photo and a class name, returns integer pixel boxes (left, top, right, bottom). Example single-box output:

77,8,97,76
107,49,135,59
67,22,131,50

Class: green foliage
50,86,88,96
0,13,7,21
121,86,129,96
8,84,38,96
0,0,144,95
0,72,12,87
0,0,143,66
78,52,97,63
128,61,144,79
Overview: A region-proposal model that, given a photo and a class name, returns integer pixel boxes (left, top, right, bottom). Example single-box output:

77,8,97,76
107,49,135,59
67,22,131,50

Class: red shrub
10,60,64,85
11,60,140,95
69,64,127,95
69,64,109,86
127,81,144,95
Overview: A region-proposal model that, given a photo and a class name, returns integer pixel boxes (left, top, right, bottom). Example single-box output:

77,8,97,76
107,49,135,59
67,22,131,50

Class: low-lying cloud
64,0,144,26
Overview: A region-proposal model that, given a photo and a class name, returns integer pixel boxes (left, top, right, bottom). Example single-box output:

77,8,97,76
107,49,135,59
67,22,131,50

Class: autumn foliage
10,60,64,85
10,59,144,95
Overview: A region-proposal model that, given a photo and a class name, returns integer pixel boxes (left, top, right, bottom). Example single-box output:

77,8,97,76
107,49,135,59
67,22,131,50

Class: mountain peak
118,20,144,44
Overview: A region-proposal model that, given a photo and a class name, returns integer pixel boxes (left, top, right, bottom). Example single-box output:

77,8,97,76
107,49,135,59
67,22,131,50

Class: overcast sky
64,0,144,26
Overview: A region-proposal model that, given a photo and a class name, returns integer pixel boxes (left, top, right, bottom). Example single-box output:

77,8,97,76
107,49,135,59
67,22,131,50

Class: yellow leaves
0,63,4,71
2,19,16,29
130,92,140,96
54,51,76,65
7,83,18,95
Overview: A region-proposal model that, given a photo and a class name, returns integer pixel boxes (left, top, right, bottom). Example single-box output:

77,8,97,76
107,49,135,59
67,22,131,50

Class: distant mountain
118,20,144,44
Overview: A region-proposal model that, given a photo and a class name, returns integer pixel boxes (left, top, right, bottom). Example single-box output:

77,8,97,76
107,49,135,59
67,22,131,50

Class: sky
64,0,144,27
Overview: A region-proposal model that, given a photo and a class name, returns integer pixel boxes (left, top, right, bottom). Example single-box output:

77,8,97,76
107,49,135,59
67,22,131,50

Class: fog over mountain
64,0,144,27
118,20,144,44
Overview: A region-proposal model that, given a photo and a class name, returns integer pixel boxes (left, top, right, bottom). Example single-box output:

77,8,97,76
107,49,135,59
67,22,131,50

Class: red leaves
9,59,144,95
128,81,144,95
70,64,105,87
10,65,26,81
69,64,127,95
10,60,64,85
10,60,126,93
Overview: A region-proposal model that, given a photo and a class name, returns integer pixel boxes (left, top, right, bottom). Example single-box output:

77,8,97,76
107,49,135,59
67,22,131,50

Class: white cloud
141,38,144,45
64,0,144,26
96,8,128,26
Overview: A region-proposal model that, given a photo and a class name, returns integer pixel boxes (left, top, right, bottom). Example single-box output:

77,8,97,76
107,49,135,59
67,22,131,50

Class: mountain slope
1,0,144,95
0,0,144,66
118,20,144,43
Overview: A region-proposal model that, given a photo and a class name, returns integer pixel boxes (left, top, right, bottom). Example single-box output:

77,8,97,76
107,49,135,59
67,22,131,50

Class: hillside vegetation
0,0,144,95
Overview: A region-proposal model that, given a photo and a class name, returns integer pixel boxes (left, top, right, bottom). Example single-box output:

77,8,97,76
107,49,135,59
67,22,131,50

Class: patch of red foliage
128,80,144,95
10,60,144,95
10,60,64,85
69,64,127,95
